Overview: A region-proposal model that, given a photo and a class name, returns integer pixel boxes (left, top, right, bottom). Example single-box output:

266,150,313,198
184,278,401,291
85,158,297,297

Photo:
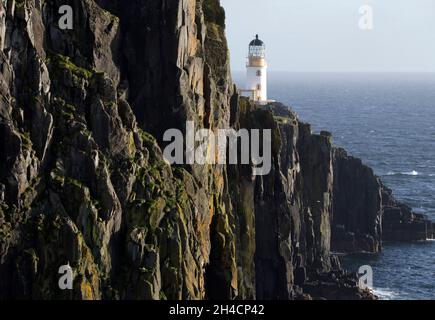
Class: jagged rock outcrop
382,185,433,241
330,148,433,252
332,148,383,253
0,0,408,300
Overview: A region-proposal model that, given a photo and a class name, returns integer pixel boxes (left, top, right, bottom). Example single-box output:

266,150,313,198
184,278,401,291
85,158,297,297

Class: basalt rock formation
382,185,434,241
0,0,425,301
332,148,383,253
331,149,433,252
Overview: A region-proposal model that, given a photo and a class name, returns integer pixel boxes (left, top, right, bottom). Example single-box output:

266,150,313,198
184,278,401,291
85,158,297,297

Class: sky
220,0,435,72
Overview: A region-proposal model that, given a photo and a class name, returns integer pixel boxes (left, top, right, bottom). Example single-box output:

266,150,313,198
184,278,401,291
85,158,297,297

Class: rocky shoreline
0,0,431,300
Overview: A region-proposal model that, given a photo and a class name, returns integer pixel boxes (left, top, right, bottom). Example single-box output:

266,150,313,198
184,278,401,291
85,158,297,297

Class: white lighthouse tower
246,34,268,104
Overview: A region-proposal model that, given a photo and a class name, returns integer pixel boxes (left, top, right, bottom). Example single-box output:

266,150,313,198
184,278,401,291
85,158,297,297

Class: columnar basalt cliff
332,148,383,253
0,0,429,301
331,149,433,251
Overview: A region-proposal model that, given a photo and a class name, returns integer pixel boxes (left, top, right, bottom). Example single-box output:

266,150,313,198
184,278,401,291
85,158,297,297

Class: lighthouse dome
249,34,265,58
249,34,264,47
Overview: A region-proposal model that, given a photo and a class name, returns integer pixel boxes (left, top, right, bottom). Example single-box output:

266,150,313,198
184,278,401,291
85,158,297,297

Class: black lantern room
249,34,266,58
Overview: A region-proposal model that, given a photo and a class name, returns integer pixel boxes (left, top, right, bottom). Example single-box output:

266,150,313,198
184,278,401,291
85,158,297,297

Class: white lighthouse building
245,34,268,104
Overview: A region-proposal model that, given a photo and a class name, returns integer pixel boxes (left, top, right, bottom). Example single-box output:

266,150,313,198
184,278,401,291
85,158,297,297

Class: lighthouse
246,34,267,104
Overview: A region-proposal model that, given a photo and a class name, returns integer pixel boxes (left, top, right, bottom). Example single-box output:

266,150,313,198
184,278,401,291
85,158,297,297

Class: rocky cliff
381,184,434,241
0,0,429,301
332,148,383,253
331,149,433,252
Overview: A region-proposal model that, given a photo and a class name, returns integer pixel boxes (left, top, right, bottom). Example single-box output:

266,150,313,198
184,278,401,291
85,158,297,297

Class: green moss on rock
46,54,93,80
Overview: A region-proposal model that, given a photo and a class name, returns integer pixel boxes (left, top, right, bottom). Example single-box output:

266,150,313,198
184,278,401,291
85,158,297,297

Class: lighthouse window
256,70,262,77
257,84,261,90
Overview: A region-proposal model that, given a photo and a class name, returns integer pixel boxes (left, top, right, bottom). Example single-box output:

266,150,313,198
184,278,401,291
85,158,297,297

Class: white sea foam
386,170,419,176
373,288,403,300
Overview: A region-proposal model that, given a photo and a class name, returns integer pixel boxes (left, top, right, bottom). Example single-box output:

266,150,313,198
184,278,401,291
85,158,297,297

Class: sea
234,72,435,300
